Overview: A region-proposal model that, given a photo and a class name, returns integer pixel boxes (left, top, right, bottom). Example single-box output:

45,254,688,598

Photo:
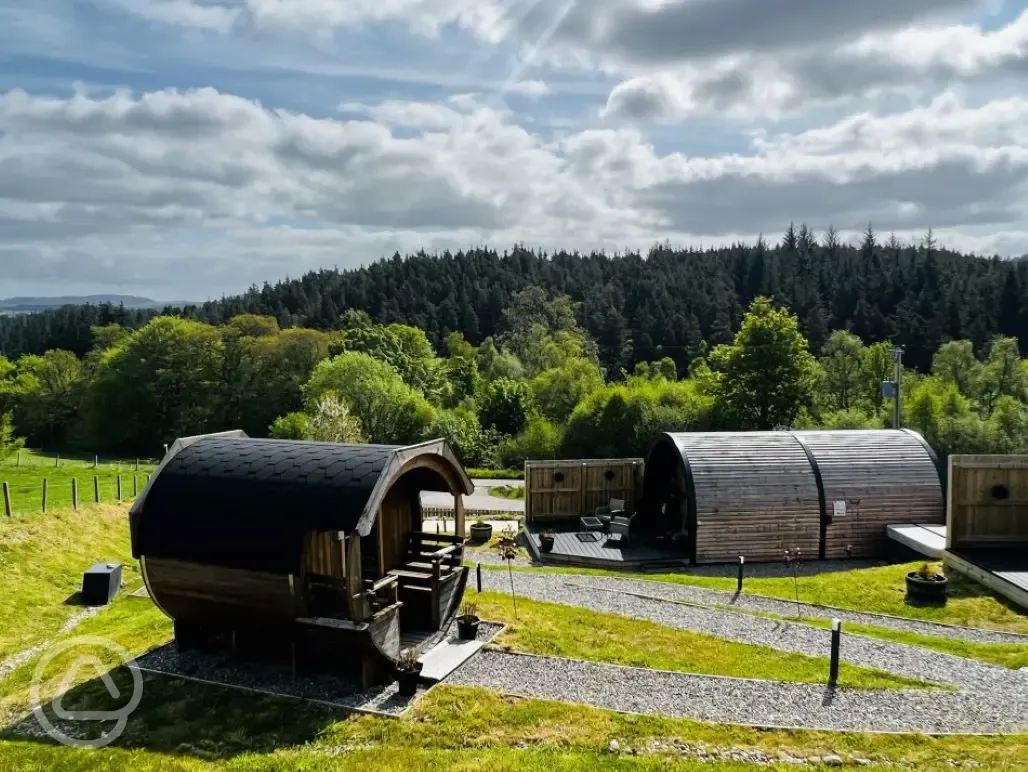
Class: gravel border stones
449,649,1028,734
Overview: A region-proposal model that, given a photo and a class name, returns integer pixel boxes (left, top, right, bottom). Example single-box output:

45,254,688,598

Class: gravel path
467,571,1028,732
448,650,1028,734
563,574,1028,644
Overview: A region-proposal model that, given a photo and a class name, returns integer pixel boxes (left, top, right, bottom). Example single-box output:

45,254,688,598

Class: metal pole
2,482,11,517
891,347,904,429
117,475,122,502
476,563,482,593
737,556,745,594
72,478,78,510
829,618,841,687
94,475,100,503
42,478,48,513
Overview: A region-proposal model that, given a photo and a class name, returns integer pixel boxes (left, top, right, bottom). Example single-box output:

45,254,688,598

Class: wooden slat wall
303,530,344,578
798,430,945,559
144,556,301,622
379,484,415,574
675,433,821,563
948,455,1028,549
525,459,644,522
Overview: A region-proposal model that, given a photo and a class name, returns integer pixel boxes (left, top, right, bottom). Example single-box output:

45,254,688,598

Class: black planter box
82,562,122,606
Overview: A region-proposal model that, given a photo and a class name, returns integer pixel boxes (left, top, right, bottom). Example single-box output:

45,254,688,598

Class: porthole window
990,484,1010,500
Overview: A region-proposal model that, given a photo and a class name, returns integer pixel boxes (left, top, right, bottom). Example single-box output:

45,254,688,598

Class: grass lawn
473,592,931,690
484,560,1028,634
0,449,157,514
2,502,1028,769
487,485,525,501
0,503,136,662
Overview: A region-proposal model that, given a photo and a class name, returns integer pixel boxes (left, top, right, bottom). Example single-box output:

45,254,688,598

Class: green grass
487,485,525,501
0,502,137,662
473,591,932,690
466,468,524,480
1,501,1027,769
0,449,157,514
484,559,1028,634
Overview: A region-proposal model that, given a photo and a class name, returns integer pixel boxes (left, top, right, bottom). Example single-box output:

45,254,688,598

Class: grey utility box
82,563,122,606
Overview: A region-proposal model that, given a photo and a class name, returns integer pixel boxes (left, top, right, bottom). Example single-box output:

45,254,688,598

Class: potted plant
395,648,422,697
905,562,949,603
539,529,556,553
457,602,480,640
470,519,493,543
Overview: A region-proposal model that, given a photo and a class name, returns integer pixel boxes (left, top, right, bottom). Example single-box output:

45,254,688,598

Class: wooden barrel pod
796,429,945,559
643,432,822,563
643,430,945,564
130,434,473,685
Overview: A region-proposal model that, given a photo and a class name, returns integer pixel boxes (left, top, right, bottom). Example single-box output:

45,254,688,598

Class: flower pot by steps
539,534,555,553
396,663,423,697
470,523,493,543
457,615,480,640
905,572,949,603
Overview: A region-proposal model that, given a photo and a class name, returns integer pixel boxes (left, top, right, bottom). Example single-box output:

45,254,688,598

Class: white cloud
3,87,1028,297
506,79,549,98
603,9,1028,121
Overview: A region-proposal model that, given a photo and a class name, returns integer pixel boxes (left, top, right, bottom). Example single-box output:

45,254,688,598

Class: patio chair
594,498,626,530
607,512,635,546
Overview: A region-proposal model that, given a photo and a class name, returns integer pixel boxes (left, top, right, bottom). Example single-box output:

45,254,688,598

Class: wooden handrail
366,574,399,593
410,531,465,544
426,543,460,561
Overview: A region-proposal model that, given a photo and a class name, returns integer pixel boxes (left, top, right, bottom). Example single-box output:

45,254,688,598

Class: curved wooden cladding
303,530,344,578
948,455,1028,549
525,459,644,523
678,433,822,563
797,430,945,559
143,556,304,624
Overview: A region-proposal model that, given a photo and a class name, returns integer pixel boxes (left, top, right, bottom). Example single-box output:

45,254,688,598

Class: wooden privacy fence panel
525,459,643,523
948,455,1028,549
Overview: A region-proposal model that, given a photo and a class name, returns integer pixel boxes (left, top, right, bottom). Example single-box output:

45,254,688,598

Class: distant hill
0,295,192,314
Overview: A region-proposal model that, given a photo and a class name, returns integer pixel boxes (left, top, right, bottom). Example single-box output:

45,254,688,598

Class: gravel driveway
464,571,1028,733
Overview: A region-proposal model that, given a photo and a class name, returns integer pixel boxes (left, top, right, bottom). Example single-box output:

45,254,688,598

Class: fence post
117,475,123,502
94,455,99,470
829,619,841,688
133,476,138,498
94,475,100,503
16,450,21,467
2,482,11,517
72,478,78,510
42,478,48,513
135,458,140,472
55,454,60,469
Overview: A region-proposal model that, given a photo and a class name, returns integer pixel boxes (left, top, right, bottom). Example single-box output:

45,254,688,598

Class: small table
580,516,605,533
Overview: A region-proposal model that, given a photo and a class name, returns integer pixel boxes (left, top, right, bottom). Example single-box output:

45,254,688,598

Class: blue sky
2,0,1028,300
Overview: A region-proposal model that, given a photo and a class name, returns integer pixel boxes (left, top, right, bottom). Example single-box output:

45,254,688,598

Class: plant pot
396,665,423,697
457,615,480,640
905,572,949,603
539,535,555,553
470,523,493,543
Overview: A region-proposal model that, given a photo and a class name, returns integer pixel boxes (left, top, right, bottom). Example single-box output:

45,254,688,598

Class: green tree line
3,226,1027,376
3,288,1027,466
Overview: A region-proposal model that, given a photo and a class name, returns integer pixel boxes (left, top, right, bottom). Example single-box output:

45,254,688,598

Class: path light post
737,556,745,594
829,618,842,688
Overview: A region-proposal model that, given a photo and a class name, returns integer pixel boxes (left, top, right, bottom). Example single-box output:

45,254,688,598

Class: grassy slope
486,560,1028,634
0,450,156,514
474,592,930,690
0,503,136,661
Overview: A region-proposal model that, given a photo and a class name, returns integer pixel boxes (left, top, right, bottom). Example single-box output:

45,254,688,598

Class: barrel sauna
130,434,474,686
642,430,944,564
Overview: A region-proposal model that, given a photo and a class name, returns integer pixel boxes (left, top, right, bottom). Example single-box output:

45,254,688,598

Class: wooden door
379,485,416,573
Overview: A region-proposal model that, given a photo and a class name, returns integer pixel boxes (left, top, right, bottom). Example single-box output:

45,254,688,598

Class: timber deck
944,547,1028,611
523,522,688,571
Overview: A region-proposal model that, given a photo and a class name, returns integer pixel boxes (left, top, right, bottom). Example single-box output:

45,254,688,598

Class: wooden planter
396,663,423,697
905,572,949,603
470,523,493,543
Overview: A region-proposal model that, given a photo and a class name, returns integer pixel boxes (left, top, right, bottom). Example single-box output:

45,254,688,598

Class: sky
2,1,1028,301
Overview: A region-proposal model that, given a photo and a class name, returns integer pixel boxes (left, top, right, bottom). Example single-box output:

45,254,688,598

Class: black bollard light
476,562,483,593
737,556,745,594
829,618,841,687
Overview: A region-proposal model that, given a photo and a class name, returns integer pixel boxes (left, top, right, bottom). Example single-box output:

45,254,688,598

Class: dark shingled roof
130,437,460,574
